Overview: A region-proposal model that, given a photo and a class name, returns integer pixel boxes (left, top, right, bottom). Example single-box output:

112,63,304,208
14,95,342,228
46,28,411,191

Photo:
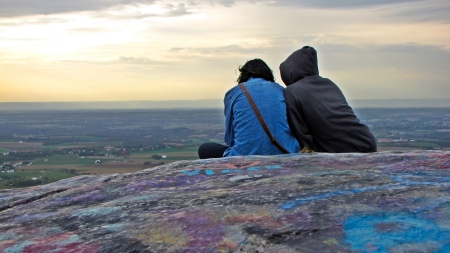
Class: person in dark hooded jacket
280,46,377,153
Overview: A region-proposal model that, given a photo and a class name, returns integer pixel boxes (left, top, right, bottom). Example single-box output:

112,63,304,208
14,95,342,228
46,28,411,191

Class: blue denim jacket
223,78,300,157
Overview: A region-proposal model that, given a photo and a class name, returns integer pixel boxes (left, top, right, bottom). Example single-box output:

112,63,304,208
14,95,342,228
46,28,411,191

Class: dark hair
237,59,275,83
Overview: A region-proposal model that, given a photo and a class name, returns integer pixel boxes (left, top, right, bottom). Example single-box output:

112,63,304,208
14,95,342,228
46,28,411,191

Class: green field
408,141,442,149
132,147,199,164
0,170,76,189
191,139,223,145
44,141,123,149
163,155,198,160
131,139,222,157
0,139,215,190
32,155,111,165
0,148,9,153
134,147,198,155
75,136,107,141
0,145,202,189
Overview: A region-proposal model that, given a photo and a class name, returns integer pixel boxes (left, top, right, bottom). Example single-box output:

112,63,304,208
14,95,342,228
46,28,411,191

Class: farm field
0,146,201,189
1,108,449,189
0,170,76,189
0,142,43,151
44,141,123,149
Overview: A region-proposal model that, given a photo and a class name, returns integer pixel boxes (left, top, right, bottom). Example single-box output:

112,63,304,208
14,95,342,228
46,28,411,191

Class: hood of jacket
279,46,319,86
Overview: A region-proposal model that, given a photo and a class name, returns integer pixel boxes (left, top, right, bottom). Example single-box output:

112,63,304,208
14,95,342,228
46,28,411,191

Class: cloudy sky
0,0,448,102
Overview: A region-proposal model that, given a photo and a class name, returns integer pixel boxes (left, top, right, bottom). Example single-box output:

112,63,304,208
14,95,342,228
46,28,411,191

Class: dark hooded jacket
280,46,377,153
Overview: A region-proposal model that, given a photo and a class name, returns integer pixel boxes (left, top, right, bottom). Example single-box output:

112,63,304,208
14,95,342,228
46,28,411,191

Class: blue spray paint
281,176,450,210
344,213,450,252
222,169,244,174
181,165,283,176
182,169,201,175
205,170,215,175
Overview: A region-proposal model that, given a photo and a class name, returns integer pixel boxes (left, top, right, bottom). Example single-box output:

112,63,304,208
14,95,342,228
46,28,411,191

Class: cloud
299,42,450,99
0,16,67,26
0,1,194,22
168,47,186,52
212,0,236,7
209,0,423,8
3,0,446,24
373,43,450,73
314,43,450,76
117,56,162,65
68,27,113,33
206,0,448,22
168,44,274,57
94,2,193,20
380,0,450,23
56,56,163,66
164,3,192,16
275,0,423,8
0,0,157,18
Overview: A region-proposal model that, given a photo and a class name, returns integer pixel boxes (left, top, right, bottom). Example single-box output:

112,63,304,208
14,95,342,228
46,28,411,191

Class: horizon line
0,98,449,103
0,98,448,111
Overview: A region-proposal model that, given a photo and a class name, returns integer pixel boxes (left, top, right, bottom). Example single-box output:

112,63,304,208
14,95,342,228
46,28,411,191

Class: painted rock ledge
1,151,449,253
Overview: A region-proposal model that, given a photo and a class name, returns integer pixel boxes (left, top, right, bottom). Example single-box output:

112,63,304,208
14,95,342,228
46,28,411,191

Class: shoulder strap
238,83,290,154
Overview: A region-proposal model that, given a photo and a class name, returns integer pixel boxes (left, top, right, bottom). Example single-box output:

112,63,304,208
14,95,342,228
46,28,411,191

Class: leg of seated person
362,145,377,153
198,142,228,159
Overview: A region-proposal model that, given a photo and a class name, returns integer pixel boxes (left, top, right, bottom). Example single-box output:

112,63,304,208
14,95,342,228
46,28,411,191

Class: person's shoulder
224,84,241,100
321,77,339,86
284,78,315,100
270,81,285,89
284,81,302,93
249,78,284,89
243,77,265,86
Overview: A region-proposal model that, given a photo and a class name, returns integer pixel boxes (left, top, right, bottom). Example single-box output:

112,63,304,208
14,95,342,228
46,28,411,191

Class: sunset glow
0,0,449,102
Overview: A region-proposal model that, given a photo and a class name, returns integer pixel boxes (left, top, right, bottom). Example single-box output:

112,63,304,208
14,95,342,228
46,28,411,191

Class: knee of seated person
198,143,209,158
198,142,216,158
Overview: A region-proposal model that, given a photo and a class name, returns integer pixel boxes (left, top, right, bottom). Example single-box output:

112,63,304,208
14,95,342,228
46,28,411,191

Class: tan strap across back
238,83,290,154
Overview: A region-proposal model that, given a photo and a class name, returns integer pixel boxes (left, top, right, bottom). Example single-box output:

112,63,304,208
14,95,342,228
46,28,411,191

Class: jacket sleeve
284,89,314,150
223,94,234,148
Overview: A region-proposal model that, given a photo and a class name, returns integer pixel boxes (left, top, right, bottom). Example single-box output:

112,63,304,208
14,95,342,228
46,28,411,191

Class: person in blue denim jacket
198,59,300,159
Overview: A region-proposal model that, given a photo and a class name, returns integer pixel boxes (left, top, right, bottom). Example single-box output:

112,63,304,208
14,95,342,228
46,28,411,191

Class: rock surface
1,151,449,253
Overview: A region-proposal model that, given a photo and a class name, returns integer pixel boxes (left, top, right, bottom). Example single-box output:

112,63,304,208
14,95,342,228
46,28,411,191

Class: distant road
0,99,448,111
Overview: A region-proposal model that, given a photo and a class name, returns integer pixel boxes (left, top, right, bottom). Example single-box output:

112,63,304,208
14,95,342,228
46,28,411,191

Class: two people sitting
198,46,377,159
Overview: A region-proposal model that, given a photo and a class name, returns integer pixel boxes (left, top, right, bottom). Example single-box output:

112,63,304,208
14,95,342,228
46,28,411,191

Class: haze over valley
1,107,449,189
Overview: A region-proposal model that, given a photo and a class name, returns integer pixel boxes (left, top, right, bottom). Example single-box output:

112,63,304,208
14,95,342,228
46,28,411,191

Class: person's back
280,46,377,153
223,77,299,156
198,59,299,159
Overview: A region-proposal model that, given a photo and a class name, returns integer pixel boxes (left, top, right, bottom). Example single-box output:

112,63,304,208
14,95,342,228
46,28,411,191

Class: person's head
279,46,319,86
237,59,275,83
